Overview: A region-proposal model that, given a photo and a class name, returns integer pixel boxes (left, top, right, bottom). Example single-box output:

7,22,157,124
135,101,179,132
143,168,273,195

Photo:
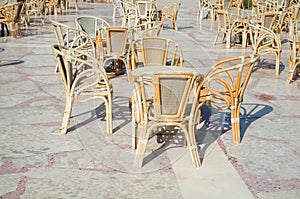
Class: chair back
51,21,95,56
140,36,183,67
51,45,109,101
152,72,196,122
199,55,259,110
106,26,129,55
75,16,110,39
260,12,278,30
162,2,181,20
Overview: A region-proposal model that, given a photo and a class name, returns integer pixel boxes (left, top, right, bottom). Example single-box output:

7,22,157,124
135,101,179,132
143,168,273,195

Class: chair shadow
200,103,273,142
142,128,187,166
253,57,285,75
197,103,273,164
0,60,24,67
68,96,132,134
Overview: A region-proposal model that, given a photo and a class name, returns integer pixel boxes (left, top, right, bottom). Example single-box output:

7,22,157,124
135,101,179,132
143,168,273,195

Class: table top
131,66,201,78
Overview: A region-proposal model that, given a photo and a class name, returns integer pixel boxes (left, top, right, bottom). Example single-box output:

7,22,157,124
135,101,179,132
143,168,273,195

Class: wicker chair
51,45,113,135
51,21,96,72
135,0,157,25
249,23,282,76
112,0,123,18
75,15,110,41
132,71,202,167
161,3,181,31
0,2,23,38
128,21,163,67
214,10,229,45
120,0,136,27
132,36,183,69
287,20,300,83
198,0,214,20
198,54,259,144
95,26,131,78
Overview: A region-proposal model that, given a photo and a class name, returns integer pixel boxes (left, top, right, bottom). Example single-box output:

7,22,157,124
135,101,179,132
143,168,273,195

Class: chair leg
132,122,138,149
231,104,241,144
173,18,178,31
226,30,231,49
185,125,201,168
134,124,149,167
10,23,17,38
275,53,281,76
105,95,113,135
214,32,220,45
61,95,74,134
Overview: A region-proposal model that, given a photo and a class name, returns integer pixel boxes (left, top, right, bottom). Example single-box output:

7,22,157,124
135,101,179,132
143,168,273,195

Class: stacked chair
51,20,113,135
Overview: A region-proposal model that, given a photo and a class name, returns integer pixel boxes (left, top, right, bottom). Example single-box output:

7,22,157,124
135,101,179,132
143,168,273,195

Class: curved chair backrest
140,36,183,67
197,54,259,144
51,44,109,101
249,23,282,75
51,21,96,57
75,16,110,39
161,3,181,31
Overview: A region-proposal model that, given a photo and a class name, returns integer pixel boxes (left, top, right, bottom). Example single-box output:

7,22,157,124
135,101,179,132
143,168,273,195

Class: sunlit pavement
0,1,299,198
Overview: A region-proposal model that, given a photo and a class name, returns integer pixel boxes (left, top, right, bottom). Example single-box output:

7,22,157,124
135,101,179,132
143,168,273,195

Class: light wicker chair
128,21,163,68
132,36,183,69
132,71,202,167
51,21,95,54
161,3,181,31
51,21,96,72
0,2,23,38
95,26,131,78
51,45,113,135
112,0,123,18
75,15,110,41
120,0,136,27
198,0,214,20
135,0,157,25
249,23,282,76
287,20,300,83
198,54,259,144
214,10,229,45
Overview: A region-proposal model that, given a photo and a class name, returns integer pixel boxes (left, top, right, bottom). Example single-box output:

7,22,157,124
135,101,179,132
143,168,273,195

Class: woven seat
198,55,259,144
51,45,113,135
